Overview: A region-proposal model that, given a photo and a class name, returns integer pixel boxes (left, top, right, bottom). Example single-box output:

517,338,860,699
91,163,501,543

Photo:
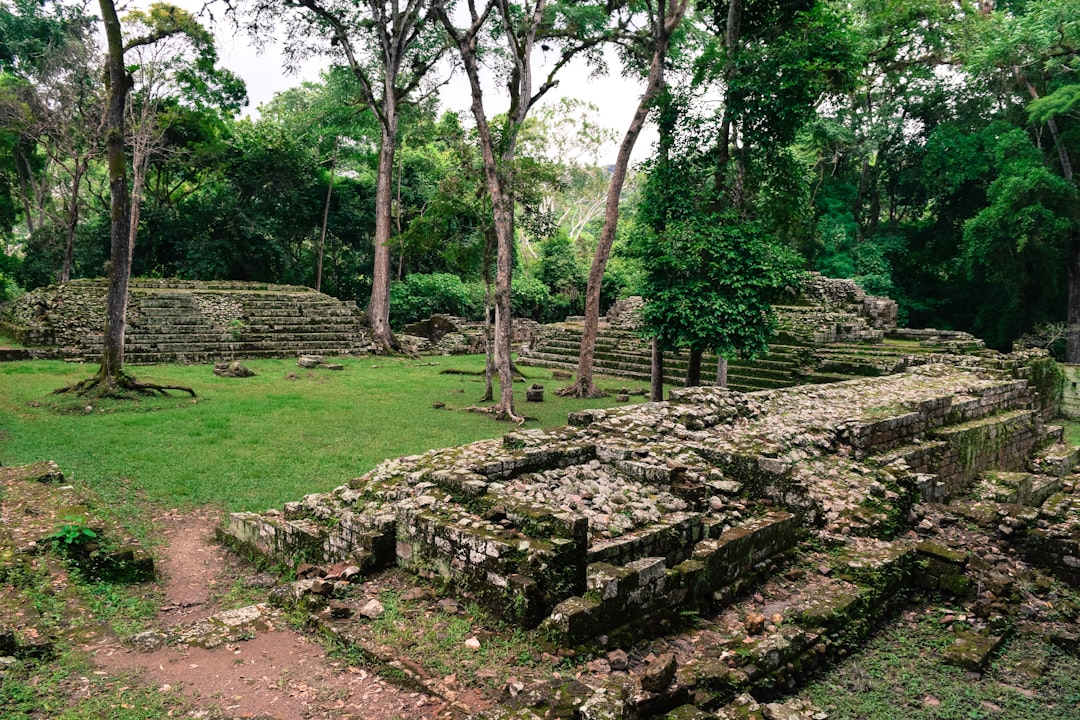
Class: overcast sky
137,0,657,163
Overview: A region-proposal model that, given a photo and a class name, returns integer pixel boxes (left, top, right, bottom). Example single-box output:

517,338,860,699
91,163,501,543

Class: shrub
390,273,484,327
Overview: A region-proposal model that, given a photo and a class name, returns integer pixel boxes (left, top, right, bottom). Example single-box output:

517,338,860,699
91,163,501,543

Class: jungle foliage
2,0,1079,355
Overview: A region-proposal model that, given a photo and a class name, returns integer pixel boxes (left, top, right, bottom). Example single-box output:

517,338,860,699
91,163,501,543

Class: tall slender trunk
98,0,132,381
317,138,338,293
685,348,702,387
315,138,334,289
650,338,664,401
716,355,728,387
129,146,151,263
61,159,86,283
14,146,37,236
571,0,689,398
1018,69,1078,359
369,119,398,352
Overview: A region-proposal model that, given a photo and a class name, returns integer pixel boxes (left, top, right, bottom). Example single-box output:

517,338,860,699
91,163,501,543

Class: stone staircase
1,279,372,364
518,275,992,394
219,363,1080,718
520,323,815,392
519,322,973,393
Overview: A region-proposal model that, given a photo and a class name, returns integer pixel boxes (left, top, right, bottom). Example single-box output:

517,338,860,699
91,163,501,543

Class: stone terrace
0,278,373,364
221,360,1080,717
518,275,989,393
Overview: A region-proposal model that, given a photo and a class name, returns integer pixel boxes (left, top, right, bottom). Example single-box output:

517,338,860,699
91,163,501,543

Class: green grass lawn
0,356,643,514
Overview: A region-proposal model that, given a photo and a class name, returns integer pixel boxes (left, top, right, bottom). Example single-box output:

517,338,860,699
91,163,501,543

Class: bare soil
87,508,455,720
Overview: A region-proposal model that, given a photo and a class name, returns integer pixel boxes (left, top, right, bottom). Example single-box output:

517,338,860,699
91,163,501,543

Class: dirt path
87,509,454,720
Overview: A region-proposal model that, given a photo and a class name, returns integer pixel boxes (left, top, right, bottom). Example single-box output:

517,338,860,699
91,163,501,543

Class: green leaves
1029,84,1080,124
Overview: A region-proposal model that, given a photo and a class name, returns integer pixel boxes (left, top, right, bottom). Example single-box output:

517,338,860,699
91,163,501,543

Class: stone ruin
400,314,544,355
0,278,373,363
518,273,989,393
221,353,1080,717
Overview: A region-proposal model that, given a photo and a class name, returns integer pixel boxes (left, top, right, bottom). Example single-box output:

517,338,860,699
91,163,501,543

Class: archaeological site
3,274,1080,719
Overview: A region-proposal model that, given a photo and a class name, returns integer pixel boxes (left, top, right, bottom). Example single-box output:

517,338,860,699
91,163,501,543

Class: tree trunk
368,119,398,353
716,355,728,387
1068,235,1080,363
317,138,338,293
61,158,86,283
1018,69,1078,360
129,145,151,263
650,338,664,402
98,0,132,383
685,348,702,387
568,0,689,398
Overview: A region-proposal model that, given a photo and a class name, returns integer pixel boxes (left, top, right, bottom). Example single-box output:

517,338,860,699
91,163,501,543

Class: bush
510,274,556,322
389,273,484,327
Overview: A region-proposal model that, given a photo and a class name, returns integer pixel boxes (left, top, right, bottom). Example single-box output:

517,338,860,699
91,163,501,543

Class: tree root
53,372,196,399
557,380,607,399
465,404,526,426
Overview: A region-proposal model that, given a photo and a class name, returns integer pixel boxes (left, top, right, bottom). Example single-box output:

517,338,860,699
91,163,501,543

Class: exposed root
53,372,196,399
557,380,607,399
465,404,526,426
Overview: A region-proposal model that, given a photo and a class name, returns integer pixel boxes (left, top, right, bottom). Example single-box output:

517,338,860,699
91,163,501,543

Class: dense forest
2,0,1078,361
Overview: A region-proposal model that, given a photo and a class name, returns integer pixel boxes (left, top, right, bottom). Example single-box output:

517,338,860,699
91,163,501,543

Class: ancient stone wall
222,364,1064,644
0,278,372,363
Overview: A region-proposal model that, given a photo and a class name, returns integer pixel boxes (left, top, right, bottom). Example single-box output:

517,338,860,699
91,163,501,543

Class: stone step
975,470,1063,507
542,512,801,644
671,538,915,707
518,355,795,393
1030,442,1080,478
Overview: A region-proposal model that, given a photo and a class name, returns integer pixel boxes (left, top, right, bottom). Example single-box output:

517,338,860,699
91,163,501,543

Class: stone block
943,631,1003,670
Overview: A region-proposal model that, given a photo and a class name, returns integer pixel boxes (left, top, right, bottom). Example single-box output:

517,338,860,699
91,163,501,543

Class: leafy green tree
259,68,381,291
436,0,616,422
962,0,1080,359
962,129,1076,349
245,0,450,353
1,0,101,283
630,128,803,389
567,0,691,399
63,2,219,397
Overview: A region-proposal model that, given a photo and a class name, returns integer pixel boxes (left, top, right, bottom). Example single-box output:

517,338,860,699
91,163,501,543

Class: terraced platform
221,362,1080,718
0,279,373,364
518,275,988,393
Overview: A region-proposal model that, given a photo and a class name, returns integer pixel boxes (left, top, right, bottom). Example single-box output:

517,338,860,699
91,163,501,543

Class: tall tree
435,0,614,422
963,0,1080,360
246,0,449,353
564,0,690,398
0,0,101,282
61,3,214,397
629,107,803,384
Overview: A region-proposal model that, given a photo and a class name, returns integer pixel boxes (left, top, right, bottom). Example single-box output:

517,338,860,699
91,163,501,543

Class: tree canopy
3,0,1080,377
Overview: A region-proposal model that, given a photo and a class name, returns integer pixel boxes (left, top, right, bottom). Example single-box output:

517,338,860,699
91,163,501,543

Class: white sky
130,0,657,163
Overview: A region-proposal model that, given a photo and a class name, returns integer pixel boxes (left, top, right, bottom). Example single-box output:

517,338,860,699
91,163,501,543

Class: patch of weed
800,611,1080,719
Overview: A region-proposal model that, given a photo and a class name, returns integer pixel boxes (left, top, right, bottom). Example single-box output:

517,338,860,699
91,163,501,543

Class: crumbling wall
221,364,1062,640
0,278,371,363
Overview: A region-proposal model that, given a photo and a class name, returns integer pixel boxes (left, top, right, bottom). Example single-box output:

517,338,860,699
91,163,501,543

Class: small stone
402,587,430,602
465,637,482,650
296,563,319,579
128,631,167,653
608,648,629,671
639,652,677,693
310,577,335,596
359,599,385,619
745,612,767,635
